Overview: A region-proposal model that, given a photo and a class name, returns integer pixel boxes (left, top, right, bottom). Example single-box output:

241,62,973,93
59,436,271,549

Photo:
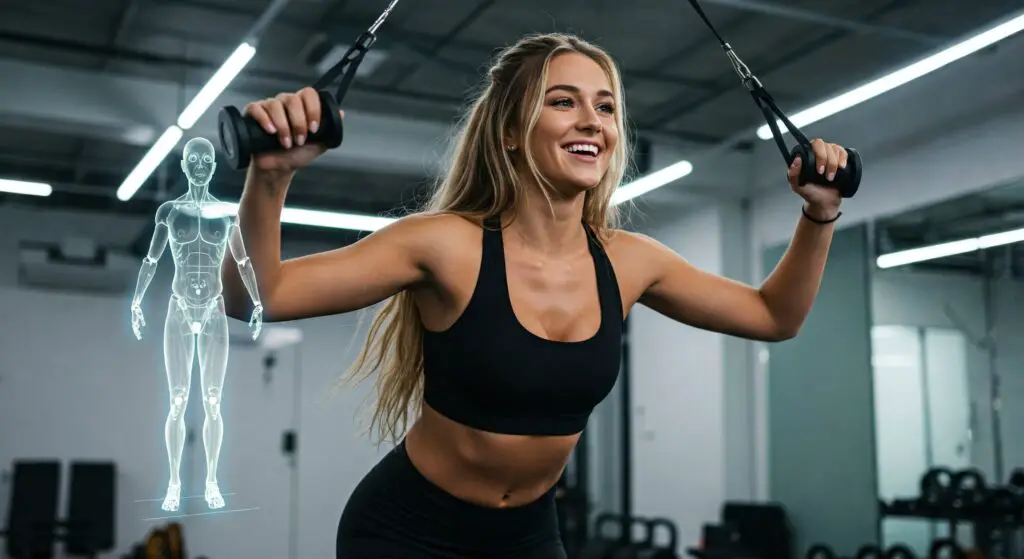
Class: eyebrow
545,84,614,99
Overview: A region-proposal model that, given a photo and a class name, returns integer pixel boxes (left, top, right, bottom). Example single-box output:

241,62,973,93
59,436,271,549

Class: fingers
243,87,324,150
282,92,310,147
268,95,294,149
298,87,322,136
811,138,828,178
811,138,848,182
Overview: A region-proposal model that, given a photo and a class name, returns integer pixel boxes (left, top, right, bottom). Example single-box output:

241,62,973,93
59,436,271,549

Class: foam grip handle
789,144,862,198
217,90,345,171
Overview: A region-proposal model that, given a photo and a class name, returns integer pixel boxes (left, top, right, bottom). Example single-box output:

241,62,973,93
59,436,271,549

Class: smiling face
516,52,620,197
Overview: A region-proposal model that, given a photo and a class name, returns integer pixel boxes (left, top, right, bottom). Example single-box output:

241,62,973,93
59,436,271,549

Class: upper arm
627,232,789,342
147,204,171,261
265,213,452,322
227,221,246,263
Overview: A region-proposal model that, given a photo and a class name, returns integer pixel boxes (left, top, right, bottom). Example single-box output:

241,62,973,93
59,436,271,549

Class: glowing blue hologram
130,136,262,513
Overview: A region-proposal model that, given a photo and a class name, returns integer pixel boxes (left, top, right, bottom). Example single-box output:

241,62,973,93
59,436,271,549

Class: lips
563,142,601,157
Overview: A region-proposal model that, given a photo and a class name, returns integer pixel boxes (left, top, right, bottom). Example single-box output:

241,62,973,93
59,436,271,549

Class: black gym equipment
883,544,915,559
0,460,61,559
216,0,402,170
645,518,680,559
854,544,884,559
581,513,653,559
950,468,987,510
0,460,117,559
682,0,863,198
919,467,956,508
805,543,837,559
928,539,966,559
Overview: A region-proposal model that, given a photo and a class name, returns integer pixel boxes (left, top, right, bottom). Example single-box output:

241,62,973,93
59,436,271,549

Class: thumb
788,156,802,181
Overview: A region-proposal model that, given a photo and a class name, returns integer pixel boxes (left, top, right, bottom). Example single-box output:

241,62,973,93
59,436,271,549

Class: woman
223,32,847,559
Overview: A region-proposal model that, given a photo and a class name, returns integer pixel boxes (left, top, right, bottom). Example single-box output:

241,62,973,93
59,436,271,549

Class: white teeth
565,143,598,155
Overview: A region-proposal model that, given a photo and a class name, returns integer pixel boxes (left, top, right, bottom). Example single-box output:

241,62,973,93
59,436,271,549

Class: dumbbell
929,539,966,559
806,543,837,559
885,544,916,559
643,517,679,559
950,468,987,510
856,544,884,559
919,467,955,509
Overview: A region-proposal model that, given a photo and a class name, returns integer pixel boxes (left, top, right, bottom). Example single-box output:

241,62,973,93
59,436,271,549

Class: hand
787,138,846,221
131,304,145,340
243,87,344,174
249,304,263,340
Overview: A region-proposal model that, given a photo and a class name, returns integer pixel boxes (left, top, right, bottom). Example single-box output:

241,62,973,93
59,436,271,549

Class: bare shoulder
602,228,672,265
381,211,484,272
600,228,677,307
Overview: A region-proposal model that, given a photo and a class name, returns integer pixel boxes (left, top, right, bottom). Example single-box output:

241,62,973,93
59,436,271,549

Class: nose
576,105,602,133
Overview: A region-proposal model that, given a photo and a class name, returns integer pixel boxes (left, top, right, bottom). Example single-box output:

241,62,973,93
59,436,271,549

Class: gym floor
1,1,1024,558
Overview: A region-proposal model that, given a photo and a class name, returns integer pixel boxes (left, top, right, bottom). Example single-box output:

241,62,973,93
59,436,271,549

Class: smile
563,142,600,162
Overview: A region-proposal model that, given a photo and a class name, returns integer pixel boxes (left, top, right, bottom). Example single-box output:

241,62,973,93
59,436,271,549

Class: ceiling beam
698,0,948,46
0,57,455,179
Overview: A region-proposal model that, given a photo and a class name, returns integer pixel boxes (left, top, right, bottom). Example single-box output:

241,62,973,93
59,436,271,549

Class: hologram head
181,137,217,187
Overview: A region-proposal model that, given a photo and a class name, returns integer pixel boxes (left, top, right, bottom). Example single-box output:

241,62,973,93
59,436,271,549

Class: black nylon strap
311,0,400,103
684,0,811,164
312,31,377,102
685,0,729,45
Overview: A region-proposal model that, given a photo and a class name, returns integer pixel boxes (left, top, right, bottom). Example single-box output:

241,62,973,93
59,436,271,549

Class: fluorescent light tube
177,42,256,130
116,126,184,201
611,160,694,205
209,202,396,232
876,225,1024,268
757,10,1024,140
0,179,52,197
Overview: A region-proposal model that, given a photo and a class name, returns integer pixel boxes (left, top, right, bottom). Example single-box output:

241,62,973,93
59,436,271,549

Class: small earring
506,144,516,151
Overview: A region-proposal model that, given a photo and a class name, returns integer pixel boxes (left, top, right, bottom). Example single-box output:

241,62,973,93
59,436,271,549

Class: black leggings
336,441,566,559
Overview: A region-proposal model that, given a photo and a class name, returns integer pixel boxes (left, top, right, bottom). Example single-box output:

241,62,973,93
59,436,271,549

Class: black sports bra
421,219,623,436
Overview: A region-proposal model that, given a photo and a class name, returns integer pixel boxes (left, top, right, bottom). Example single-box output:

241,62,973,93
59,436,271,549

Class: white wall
0,204,385,558
629,199,761,552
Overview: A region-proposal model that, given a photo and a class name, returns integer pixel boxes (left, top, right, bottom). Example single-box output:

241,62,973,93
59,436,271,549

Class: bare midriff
404,404,580,508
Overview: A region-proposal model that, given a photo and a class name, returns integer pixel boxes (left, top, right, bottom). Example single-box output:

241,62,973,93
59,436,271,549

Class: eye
597,103,615,114
550,97,574,108
189,155,197,162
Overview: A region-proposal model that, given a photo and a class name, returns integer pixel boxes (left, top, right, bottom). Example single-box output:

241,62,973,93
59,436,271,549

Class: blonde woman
224,32,848,559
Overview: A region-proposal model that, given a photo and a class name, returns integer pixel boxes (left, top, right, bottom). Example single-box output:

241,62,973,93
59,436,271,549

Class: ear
180,160,187,174
503,126,522,152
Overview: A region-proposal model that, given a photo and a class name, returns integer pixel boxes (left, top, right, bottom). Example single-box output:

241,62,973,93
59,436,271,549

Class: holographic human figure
130,137,262,512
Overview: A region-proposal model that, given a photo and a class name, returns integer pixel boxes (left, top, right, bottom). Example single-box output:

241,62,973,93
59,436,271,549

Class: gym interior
1,1,1024,558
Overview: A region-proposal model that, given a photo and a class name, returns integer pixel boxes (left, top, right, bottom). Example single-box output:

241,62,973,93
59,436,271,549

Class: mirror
871,177,1024,556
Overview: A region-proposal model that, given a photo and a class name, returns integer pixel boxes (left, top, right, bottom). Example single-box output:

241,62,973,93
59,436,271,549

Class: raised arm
624,139,848,342
220,87,440,322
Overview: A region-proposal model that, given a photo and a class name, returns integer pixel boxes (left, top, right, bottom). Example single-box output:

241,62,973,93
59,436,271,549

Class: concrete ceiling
1,0,1022,247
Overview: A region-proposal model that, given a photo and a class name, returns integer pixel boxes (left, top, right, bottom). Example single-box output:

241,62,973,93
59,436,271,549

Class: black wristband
802,206,841,224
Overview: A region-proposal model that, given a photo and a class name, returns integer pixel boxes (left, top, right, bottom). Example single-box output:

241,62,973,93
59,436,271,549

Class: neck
187,183,206,202
503,179,587,256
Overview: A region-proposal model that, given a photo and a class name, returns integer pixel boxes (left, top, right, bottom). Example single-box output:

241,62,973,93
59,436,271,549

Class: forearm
237,257,262,308
758,202,837,336
132,259,158,307
223,168,293,316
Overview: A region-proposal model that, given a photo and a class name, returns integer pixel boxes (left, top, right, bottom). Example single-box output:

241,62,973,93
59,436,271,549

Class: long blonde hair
344,32,632,444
